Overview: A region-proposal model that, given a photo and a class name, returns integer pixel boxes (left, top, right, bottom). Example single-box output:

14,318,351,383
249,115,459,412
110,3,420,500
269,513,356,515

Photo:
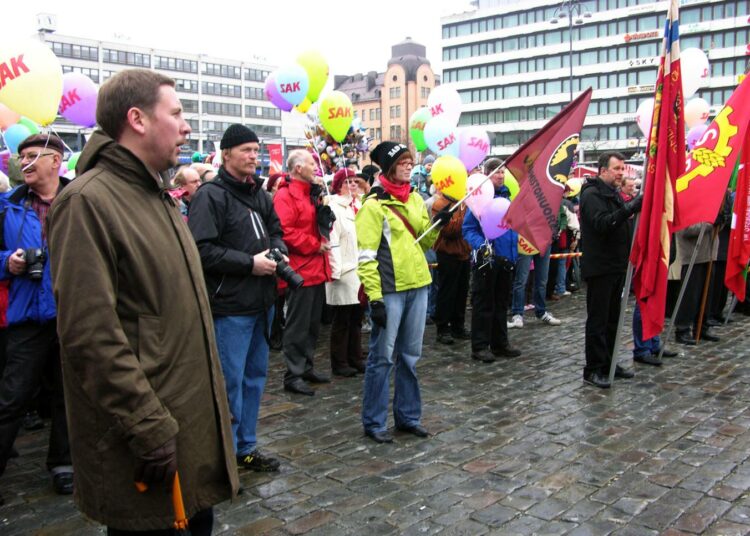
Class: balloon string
46,124,75,154
21,132,52,173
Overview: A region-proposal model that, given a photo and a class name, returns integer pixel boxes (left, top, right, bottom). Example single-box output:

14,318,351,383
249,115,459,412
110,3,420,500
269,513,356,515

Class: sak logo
387,144,407,158
0,55,30,89
547,134,579,189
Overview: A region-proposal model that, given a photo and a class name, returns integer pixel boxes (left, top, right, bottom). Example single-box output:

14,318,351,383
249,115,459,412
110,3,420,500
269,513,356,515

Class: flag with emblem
725,133,750,302
630,0,685,340
502,87,592,254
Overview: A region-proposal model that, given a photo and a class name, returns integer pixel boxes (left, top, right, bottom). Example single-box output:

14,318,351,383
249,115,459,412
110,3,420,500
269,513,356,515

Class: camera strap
384,204,417,240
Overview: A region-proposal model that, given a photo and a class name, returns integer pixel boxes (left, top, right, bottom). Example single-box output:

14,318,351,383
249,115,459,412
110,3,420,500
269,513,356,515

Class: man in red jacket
273,150,332,395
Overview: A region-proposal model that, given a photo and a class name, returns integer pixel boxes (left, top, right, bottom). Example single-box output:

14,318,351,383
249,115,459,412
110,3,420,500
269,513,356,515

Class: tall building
334,38,438,157
34,27,282,162
441,0,749,162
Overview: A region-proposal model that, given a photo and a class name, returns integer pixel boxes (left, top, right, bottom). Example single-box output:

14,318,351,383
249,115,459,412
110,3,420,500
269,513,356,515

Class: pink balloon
687,124,709,150
458,128,490,172
59,72,98,127
465,173,494,218
265,72,293,112
480,197,511,239
0,149,10,175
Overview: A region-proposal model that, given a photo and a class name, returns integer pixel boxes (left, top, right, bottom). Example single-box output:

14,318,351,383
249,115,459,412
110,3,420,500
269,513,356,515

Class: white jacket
325,194,362,305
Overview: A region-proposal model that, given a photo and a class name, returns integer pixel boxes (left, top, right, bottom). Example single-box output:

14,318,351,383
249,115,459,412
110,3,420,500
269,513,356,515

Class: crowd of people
0,67,747,534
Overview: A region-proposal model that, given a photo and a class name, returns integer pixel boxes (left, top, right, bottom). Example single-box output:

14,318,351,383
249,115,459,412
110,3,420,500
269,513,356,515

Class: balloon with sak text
0,40,63,125
681,48,709,99
274,64,309,106
518,234,539,255
431,155,467,200
458,127,490,171
426,85,462,126
424,116,460,158
296,51,328,104
686,123,709,151
265,72,294,112
684,97,710,129
480,197,511,240
319,91,353,142
59,72,97,127
635,98,655,138
465,173,494,218
408,107,431,152
3,123,31,154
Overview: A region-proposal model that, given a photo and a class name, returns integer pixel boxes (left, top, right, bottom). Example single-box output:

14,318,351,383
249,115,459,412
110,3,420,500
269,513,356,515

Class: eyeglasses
397,161,414,168
343,179,359,184
18,151,57,163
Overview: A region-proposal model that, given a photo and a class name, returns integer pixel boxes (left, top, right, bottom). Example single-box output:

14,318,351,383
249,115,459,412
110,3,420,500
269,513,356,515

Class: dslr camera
266,248,304,289
22,248,45,280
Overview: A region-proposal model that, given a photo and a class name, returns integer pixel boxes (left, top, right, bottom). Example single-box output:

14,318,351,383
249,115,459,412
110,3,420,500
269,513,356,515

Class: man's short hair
286,150,310,173
173,166,199,187
598,151,626,174
96,69,175,141
483,157,503,176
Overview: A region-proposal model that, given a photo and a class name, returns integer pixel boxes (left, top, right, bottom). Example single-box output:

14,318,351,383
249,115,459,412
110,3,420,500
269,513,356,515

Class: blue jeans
511,247,551,317
554,258,567,295
214,309,273,456
632,303,660,357
425,249,438,319
362,287,428,433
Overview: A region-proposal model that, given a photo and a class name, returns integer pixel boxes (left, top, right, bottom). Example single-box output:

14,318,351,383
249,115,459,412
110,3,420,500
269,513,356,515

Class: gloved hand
370,301,387,329
134,437,177,488
625,194,643,215
432,206,453,227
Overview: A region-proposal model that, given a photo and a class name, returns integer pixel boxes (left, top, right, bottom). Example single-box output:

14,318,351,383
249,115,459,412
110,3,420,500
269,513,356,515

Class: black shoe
364,429,394,443
583,372,611,388
451,329,471,340
699,329,720,342
352,362,366,374
614,365,635,379
705,318,722,328
284,378,314,396
436,332,454,345
332,366,357,377
396,424,429,438
52,472,74,495
0,491,3,506
634,354,663,366
655,348,678,358
302,370,331,383
23,412,44,431
491,345,522,358
236,450,280,472
675,331,697,345
471,350,496,363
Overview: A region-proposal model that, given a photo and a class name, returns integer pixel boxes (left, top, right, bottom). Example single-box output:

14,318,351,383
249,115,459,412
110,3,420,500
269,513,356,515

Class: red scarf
380,175,411,203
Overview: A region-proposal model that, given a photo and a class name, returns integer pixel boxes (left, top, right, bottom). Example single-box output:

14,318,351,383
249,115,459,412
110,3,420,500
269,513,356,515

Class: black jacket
579,177,633,280
188,167,287,315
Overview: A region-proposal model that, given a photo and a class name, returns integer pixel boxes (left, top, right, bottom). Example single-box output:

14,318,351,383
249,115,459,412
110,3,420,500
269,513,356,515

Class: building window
389,105,401,119
182,99,199,114
201,82,242,98
50,41,99,61
245,106,281,120
203,63,241,79
103,49,150,67
61,65,99,84
389,86,401,99
203,101,241,117
174,79,198,94
245,68,270,82
245,86,265,100
390,125,402,141
421,87,430,99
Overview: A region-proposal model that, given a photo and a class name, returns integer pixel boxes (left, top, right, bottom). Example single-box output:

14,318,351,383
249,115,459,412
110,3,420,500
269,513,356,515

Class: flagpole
657,225,707,360
694,225,720,343
724,294,738,325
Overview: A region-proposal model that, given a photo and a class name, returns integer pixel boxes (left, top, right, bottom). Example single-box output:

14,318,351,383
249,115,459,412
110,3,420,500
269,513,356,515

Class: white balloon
426,85,462,127
681,48,710,99
465,173,494,218
684,98,710,129
635,98,655,138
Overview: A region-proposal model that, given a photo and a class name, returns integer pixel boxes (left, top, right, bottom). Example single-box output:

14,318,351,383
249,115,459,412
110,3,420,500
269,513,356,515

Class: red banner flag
726,135,750,301
503,88,592,253
267,143,283,174
630,0,685,340
673,75,750,231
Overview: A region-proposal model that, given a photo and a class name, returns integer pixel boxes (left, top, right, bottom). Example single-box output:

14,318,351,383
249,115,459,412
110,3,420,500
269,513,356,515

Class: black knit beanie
220,124,259,150
370,142,410,176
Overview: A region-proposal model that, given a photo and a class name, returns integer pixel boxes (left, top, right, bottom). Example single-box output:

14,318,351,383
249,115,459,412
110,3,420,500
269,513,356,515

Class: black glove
625,195,643,215
134,436,177,489
316,204,336,240
432,206,453,227
370,300,387,329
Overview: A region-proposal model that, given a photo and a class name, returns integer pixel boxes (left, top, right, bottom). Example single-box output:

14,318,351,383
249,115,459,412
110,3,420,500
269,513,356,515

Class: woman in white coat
326,168,366,377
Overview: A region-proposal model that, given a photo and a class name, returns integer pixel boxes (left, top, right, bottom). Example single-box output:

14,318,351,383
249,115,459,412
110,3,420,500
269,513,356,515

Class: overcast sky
9,1,475,77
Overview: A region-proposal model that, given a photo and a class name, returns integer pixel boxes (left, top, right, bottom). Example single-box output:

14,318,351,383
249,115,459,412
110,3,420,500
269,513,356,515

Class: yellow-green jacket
356,187,440,301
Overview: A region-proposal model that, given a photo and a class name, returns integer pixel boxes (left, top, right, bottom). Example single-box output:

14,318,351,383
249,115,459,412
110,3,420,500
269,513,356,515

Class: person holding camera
0,134,72,502
188,124,287,472
462,158,522,364
273,150,333,396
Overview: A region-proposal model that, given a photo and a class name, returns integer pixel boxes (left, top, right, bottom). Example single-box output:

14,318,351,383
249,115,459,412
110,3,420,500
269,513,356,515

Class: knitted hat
265,172,287,192
220,124,259,150
361,164,380,185
423,155,435,165
17,134,65,155
370,141,410,176
331,168,356,194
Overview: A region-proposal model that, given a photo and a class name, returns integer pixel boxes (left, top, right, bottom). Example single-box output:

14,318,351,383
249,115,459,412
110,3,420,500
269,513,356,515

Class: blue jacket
462,185,518,263
0,183,66,325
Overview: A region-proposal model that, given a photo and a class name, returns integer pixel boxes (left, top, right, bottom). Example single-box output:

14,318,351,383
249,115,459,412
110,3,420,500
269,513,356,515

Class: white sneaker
539,312,561,326
508,314,524,329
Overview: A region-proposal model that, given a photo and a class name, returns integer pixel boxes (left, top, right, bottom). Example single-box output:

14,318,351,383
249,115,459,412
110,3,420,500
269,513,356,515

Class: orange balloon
0,103,20,130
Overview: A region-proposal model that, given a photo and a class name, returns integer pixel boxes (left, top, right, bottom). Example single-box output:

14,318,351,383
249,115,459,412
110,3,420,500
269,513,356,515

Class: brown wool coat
431,194,471,260
46,131,238,530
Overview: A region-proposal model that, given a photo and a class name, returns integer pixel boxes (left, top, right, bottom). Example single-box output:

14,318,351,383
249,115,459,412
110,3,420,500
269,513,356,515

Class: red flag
503,88,592,253
673,75,750,231
630,0,685,340
726,135,750,301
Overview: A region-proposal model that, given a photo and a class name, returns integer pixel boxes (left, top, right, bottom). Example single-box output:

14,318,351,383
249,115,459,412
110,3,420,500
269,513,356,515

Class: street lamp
550,0,592,102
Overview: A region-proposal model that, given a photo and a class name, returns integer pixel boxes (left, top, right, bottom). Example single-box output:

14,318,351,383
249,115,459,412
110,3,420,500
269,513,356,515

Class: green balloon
409,107,432,152
17,117,40,135
192,151,202,163
67,152,80,171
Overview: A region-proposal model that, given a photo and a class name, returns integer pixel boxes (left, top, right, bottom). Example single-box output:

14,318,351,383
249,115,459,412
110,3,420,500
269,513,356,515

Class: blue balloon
423,117,460,158
3,124,32,154
274,64,310,106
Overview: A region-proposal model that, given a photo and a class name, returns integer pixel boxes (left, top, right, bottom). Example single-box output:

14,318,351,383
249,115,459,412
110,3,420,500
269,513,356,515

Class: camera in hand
22,248,45,280
265,248,304,289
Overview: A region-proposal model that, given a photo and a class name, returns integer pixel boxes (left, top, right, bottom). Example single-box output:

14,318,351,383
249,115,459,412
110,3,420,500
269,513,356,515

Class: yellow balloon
431,155,467,200
504,169,519,200
319,91,353,142
565,178,583,197
295,97,311,113
518,234,539,256
0,40,63,126
296,50,329,104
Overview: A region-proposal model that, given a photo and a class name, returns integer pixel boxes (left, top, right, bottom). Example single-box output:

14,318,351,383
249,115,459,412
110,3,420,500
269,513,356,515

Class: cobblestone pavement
3,292,750,535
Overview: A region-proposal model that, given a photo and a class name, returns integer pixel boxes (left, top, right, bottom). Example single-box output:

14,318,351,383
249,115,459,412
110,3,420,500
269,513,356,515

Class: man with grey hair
273,150,333,396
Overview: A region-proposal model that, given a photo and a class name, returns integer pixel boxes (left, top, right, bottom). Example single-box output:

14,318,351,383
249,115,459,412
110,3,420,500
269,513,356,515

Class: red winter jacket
273,179,331,287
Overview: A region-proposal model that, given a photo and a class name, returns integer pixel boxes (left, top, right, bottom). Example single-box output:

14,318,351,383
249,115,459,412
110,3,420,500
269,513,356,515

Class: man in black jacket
579,152,645,388
188,124,287,472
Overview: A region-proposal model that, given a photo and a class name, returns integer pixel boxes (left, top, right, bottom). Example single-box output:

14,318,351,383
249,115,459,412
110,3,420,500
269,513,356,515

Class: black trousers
435,252,470,335
0,320,70,476
283,284,325,384
107,508,213,536
470,260,512,352
675,263,710,332
709,260,729,320
584,273,625,376
329,304,363,370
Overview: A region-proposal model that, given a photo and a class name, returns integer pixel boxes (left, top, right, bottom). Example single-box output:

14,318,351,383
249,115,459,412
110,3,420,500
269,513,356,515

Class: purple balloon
687,123,709,150
0,150,10,175
59,72,98,127
265,72,293,112
480,197,511,239
458,127,490,171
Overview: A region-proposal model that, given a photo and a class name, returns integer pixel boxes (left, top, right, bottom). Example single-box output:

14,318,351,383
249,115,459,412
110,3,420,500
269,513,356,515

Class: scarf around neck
380,175,411,203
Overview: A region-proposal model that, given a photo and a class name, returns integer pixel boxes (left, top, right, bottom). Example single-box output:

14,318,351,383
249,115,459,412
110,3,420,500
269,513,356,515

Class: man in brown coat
47,69,239,534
